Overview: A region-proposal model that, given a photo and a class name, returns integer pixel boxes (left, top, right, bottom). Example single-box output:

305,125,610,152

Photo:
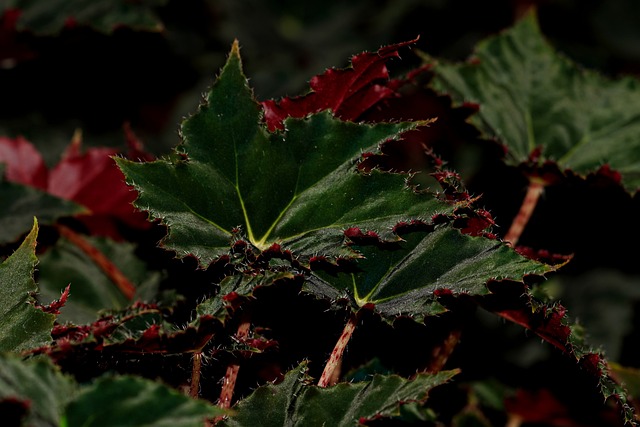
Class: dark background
2,0,639,160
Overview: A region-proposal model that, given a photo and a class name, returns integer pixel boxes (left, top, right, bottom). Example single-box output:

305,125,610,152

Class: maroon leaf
504,388,578,426
358,66,482,175
35,284,70,315
261,38,419,131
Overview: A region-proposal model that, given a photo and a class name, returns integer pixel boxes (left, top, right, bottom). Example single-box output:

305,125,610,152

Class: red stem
189,351,202,398
56,224,136,300
318,310,361,388
218,312,251,409
503,179,545,246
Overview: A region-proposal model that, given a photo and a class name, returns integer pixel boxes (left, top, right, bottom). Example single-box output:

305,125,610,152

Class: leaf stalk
56,224,137,300
318,309,362,387
503,179,545,246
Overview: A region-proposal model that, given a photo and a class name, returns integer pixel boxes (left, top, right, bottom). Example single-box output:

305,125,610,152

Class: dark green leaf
63,375,226,427
116,41,450,266
0,353,76,427
0,180,84,245
0,219,55,353
4,0,167,34
221,362,457,427
308,227,555,321
428,10,640,192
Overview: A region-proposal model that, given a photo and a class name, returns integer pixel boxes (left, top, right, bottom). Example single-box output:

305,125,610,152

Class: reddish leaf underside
261,38,419,131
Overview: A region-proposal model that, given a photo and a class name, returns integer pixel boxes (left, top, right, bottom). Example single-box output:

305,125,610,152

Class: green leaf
307,227,555,321
116,41,451,266
37,236,162,325
221,362,457,426
0,353,76,426
428,10,640,192
0,219,56,353
4,0,167,34
0,180,84,245
63,375,226,427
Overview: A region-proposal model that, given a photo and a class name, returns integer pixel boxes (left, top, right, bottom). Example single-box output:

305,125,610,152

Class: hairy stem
318,310,362,388
56,224,136,300
218,311,251,409
503,179,545,246
189,352,202,398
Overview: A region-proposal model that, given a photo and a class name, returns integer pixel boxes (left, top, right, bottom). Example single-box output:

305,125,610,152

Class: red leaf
0,129,154,238
505,389,577,426
261,38,419,131
0,135,48,189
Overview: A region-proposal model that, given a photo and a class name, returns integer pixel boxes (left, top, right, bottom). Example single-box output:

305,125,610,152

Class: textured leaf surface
428,11,640,192
63,375,225,427
34,301,220,361
0,219,56,352
37,236,162,325
116,41,453,266
221,362,457,427
0,353,76,426
3,0,167,34
307,227,554,320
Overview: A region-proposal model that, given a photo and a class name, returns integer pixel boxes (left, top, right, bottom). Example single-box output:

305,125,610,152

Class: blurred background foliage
2,0,640,159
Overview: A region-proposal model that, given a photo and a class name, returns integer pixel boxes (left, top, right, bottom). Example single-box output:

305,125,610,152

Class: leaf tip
230,39,241,57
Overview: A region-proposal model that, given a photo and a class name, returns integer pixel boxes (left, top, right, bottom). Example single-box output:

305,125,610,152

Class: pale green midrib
525,108,535,154
559,112,640,166
254,194,299,249
233,134,257,245
557,133,590,166
366,242,529,306
356,245,423,306
353,263,394,307
253,165,303,249
184,201,232,236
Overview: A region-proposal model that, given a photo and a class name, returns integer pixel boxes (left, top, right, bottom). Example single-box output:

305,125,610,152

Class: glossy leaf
2,0,167,35
221,362,457,426
116,41,453,266
63,375,225,427
0,353,76,426
306,227,554,321
0,219,56,352
428,10,640,192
